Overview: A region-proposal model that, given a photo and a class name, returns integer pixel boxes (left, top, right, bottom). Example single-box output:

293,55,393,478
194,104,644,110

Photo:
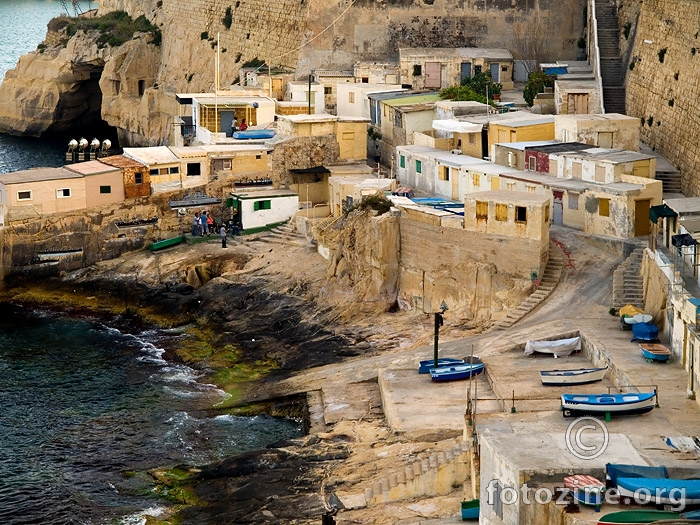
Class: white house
229,188,299,233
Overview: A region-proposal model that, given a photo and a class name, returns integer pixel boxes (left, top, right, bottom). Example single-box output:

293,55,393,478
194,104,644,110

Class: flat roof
123,146,180,165
280,114,338,124
525,142,591,154
399,47,513,60
492,117,555,128
499,168,647,194
0,167,78,184
176,93,275,106
64,160,120,176
665,197,700,215
396,145,521,173
465,189,550,205
555,148,656,163
493,140,561,151
556,113,640,122
231,189,297,199
456,110,552,126
383,93,441,107
99,155,146,169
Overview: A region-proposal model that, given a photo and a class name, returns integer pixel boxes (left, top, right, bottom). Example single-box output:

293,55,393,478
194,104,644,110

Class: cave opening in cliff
43,67,120,150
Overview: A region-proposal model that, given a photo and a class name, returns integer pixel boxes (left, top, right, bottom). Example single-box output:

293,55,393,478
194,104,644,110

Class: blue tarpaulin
631,322,659,342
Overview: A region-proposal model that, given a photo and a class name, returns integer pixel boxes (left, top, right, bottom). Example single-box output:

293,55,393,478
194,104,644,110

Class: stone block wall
625,0,700,196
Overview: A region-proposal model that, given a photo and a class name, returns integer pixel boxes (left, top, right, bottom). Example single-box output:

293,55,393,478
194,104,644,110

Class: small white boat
540,366,608,386
524,336,581,358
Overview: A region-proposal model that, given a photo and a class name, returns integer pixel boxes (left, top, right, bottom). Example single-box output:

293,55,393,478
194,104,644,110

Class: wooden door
425,62,441,88
490,176,500,190
635,199,651,236
451,168,460,201
568,93,589,114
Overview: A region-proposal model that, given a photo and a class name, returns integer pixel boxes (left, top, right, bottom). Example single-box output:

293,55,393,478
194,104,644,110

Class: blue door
490,63,500,82
460,62,472,83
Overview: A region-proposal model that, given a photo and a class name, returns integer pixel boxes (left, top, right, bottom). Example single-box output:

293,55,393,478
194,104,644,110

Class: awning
649,203,678,223
432,120,483,133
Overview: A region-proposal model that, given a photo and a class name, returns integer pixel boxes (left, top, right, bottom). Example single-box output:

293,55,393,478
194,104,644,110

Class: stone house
377,93,441,165
335,84,405,119
64,160,125,206
487,116,555,157
0,167,87,224
555,113,641,151
491,140,562,170
399,48,514,90
124,146,194,194
175,91,276,144
229,188,299,234
554,79,603,114
353,62,400,84
98,155,151,199
314,70,355,115
196,144,272,183
528,147,657,182
285,80,325,114
328,171,396,217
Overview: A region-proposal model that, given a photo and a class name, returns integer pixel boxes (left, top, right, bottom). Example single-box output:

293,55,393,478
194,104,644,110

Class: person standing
192,212,199,237
220,223,227,248
231,116,238,136
206,212,214,236
201,210,209,236
240,118,248,131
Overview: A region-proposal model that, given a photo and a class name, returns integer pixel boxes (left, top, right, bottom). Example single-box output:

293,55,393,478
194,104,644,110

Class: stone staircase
656,170,683,194
254,222,309,246
595,0,626,114
612,246,646,309
491,241,565,330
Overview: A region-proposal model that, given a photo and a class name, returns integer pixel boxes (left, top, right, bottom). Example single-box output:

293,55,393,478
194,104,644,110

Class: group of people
191,211,237,248
231,117,248,135
192,210,214,237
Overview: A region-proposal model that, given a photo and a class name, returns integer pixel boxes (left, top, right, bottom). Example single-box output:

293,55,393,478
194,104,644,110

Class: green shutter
416,160,422,173
400,155,405,168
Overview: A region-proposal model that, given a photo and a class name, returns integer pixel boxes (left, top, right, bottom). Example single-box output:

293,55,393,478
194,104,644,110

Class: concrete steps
656,171,683,194
595,0,626,114
612,246,646,309
491,241,565,330
254,221,310,246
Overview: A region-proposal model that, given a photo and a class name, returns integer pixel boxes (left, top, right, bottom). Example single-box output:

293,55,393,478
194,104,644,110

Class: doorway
460,62,472,83
553,191,563,226
635,199,651,236
221,111,234,136
490,63,500,82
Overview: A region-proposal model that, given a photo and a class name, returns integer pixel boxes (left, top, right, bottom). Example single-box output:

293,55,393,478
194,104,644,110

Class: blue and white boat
640,343,671,363
616,477,700,505
430,363,485,382
561,392,656,417
540,366,608,386
418,357,464,374
232,129,276,139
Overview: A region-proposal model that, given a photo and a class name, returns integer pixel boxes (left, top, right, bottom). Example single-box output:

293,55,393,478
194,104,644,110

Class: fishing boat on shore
429,363,484,382
564,474,605,509
597,510,681,524
524,336,581,358
540,366,608,386
616,476,700,505
561,391,657,417
418,357,463,374
640,343,672,363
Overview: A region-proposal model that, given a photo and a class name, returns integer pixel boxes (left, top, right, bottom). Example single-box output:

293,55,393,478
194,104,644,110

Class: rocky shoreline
1,233,466,523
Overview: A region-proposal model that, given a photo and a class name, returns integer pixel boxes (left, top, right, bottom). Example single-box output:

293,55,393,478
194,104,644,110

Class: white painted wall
240,195,299,230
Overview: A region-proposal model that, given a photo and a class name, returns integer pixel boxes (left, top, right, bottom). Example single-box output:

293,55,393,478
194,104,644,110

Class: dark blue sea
0,3,301,523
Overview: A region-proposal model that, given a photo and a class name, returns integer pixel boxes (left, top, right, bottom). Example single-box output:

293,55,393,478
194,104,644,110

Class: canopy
649,203,677,224
432,120,483,133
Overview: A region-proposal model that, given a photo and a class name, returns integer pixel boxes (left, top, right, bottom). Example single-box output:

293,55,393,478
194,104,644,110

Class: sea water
0,8,301,522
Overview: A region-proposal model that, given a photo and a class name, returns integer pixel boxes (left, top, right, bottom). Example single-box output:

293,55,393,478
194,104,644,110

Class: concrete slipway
260,226,700,524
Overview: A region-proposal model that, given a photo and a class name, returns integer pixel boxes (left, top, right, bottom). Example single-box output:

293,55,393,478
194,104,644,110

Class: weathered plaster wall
625,0,700,196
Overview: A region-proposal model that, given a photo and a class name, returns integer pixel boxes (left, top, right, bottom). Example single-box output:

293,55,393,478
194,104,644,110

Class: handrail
589,0,606,113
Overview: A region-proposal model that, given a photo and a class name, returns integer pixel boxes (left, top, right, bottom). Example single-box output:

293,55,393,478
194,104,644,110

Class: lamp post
433,300,448,368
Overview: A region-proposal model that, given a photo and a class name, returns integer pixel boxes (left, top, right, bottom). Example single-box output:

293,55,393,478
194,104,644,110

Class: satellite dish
68,139,78,151
78,138,88,150
102,139,112,150
90,138,100,150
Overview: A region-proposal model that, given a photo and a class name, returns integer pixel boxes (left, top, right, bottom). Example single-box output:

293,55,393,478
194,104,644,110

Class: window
342,132,355,140
472,173,480,187
515,206,527,223
400,155,405,169
528,156,536,170
214,159,232,171
438,166,450,181
256,154,262,160
599,198,610,217
186,162,201,176
361,77,369,83
413,64,422,76
150,168,159,176
254,199,271,211
324,86,332,95
474,65,482,74
56,188,71,198
476,201,488,220
135,172,143,184
544,204,550,223
526,185,535,194
501,65,508,72
506,182,515,191
568,193,579,210
99,185,111,194
169,166,179,174
138,79,145,96
348,92,355,103
17,190,31,201
416,160,422,174
159,167,168,175
495,203,508,221
468,133,476,146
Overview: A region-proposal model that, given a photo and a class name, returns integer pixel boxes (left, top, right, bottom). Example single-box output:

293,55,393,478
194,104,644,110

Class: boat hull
616,477,700,505
461,499,479,519
640,343,671,363
561,392,656,417
418,358,464,374
430,363,485,382
540,366,608,386
597,509,681,524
